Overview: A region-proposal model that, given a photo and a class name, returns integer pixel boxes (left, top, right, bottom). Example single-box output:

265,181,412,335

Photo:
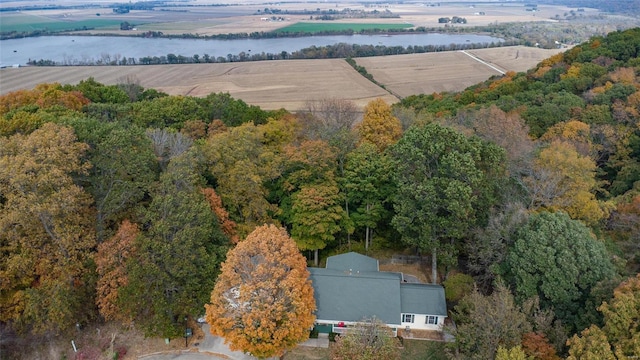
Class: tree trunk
431,249,438,284
365,203,371,251
314,249,319,267
345,198,351,250
365,226,370,251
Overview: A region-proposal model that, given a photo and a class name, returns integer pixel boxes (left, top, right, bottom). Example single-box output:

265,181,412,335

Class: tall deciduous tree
204,122,281,234
342,142,393,250
205,224,316,359
0,110,50,137
521,332,560,360
607,195,640,272
390,123,506,283
504,211,616,332
495,346,531,360
202,187,239,244
120,150,228,337
600,273,640,358
69,119,157,242
450,282,532,360
566,274,640,359
331,317,401,360
290,184,345,266
302,97,359,143
300,99,359,246
357,98,402,152
146,128,193,171
281,140,338,192
95,220,139,322
539,120,593,157
566,325,616,360
0,123,96,333
451,105,535,178
0,83,90,115
277,140,347,265
465,203,529,293
524,140,609,225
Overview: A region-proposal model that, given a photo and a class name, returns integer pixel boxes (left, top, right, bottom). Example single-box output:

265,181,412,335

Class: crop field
275,22,413,34
355,46,564,98
0,46,560,112
0,12,124,33
0,59,397,111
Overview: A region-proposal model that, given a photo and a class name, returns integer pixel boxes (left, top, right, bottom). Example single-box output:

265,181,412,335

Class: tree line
2,27,640,359
27,39,518,66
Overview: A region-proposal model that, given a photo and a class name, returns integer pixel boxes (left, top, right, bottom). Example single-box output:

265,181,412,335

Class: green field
275,22,412,34
0,13,124,33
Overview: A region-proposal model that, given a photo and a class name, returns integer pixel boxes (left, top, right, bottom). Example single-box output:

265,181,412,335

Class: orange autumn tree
0,83,89,116
205,224,316,359
521,332,561,360
95,220,139,322
202,187,239,244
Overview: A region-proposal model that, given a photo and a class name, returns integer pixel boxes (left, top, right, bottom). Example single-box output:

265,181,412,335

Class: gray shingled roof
309,267,401,325
325,252,379,272
400,283,447,316
310,253,448,326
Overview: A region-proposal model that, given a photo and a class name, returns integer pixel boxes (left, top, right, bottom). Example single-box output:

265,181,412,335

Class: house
309,252,447,336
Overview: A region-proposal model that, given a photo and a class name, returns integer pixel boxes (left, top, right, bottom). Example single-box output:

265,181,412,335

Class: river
0,33,503,66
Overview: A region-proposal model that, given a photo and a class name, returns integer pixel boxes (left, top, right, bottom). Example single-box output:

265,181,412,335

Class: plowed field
0,46,561,111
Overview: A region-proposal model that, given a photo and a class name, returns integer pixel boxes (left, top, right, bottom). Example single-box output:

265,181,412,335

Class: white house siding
401,314,445,331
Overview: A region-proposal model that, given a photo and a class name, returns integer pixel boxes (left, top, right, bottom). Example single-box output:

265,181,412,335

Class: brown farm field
0,46,562,111
0,59,396,111
355,46,564,98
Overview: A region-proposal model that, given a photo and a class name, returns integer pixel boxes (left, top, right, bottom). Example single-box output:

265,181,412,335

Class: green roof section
400,283,447,316
325,252,379,272
309,267,401,325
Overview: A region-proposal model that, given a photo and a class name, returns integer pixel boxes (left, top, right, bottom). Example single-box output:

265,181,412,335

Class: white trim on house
327,321,399,337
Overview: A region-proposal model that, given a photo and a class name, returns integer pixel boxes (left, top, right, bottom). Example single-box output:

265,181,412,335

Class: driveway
139,324,278,360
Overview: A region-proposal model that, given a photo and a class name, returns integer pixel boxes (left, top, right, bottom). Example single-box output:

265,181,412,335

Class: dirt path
459,50,506,75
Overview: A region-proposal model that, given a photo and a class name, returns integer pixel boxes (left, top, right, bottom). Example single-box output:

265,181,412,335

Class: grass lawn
281,339,447,360
275,22,412,34
401,339,448,360
0,13,124,33
284,346,331,360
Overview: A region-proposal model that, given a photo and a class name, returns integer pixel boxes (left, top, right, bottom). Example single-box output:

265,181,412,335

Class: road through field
459,50,506,75
355,46,563,98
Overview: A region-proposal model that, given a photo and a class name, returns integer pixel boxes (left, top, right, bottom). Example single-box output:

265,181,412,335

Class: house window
402,314,414,323
426,316,438,325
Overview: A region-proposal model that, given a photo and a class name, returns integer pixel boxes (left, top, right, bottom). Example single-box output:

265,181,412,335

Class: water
0,33,503,66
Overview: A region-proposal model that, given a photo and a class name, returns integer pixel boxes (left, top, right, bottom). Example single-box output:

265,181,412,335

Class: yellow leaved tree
357,98,402,152
205,224,316,359
524,140,610,225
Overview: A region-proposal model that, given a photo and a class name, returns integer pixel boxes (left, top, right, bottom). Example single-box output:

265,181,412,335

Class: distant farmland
0,13,124,33
274,22,412,33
